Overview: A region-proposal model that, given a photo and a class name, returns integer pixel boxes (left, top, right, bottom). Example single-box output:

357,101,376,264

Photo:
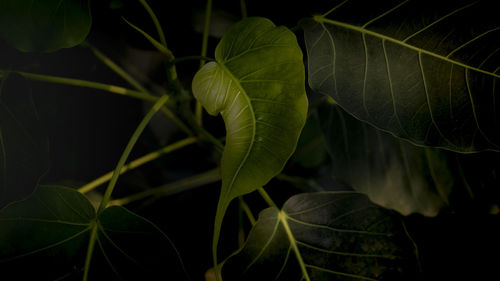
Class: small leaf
0,186,187,280
221,192,419,281
304,0,500,152
317,102,500,216
192,17,308,266
0,0,92,52
0,74,49,207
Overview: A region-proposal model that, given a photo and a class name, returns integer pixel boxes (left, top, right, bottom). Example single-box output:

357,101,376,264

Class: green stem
257,187,277,209
97,95,169,215
78,137,199,194
171,55,214,65
240,0,248,18
136,0,183,93
200,0,213,68
82,42,149,93
108,168,221,206
196,0,213,126
121,17,174,60
1,70,158,102
83,43,191,135
138,0,167,48
82,222,99,281
239,197,256,225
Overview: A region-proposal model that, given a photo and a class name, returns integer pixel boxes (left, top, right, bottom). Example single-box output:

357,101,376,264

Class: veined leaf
303,0,500,152
0,186,188,280
0,0,91,52
192,17,308,268
221,192,419,281
317,102,500,216
0,74,49,208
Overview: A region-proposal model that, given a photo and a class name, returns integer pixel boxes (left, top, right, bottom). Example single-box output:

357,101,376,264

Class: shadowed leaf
0,186,188,280
222,192,419,280
0,0,91,52
304,0,500,152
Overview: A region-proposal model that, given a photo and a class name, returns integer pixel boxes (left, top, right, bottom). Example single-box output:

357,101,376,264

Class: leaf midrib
313,16,500,79
217,61,256,201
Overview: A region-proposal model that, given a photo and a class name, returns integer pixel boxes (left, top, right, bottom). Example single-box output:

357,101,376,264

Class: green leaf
221,192,419,281
0,74,49,207
0,0,91,52
303,0,500,152
0,186,187,280
317,102,500,216
192,17,308,267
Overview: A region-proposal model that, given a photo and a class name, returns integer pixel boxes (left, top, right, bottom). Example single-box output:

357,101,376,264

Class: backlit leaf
192,17,308,267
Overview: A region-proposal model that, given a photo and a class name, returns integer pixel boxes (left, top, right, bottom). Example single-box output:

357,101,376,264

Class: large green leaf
192,17,308,267
0,74,49,207
221,192,419,280
0,186,187,280
317,102,500,216
0,0,91,52
303,0,500,152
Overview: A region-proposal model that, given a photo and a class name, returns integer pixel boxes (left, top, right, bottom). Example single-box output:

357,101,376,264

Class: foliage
0,0,498,280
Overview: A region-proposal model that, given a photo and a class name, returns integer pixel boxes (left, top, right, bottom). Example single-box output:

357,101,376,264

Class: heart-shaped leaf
0,74,49,207
192,17,308,266
0,186,187,280
317,102,500,216
0,0,91,52
221,192,419,280
303,0,500,152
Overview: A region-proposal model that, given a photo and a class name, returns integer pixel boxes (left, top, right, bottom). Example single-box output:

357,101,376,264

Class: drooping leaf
192,17,308,265
0,185,187,280
221,192,419,281
0,0,91,52
0,73,49,207
303,0,500,152
317,102,500,216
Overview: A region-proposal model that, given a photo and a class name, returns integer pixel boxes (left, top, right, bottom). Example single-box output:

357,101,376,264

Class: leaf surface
317,102,500,216
192,17,308,266
303,0,500,152
0,0,91,52
221,192,418,281
0,186,187,280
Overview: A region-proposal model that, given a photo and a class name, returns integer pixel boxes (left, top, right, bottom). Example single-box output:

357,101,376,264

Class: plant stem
240,0,248,18
78,137,199,194
0,70,159,102
200,0,213,68
82,42,149,94
108,168,221,206
121,17,175,60
239,197,256,225
257,187,278,209
82,223,98,281
171,55,215,65
137,0,184,95
138,0,167,48
97,95,169,215
83,43,192,136
196,0,213,126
